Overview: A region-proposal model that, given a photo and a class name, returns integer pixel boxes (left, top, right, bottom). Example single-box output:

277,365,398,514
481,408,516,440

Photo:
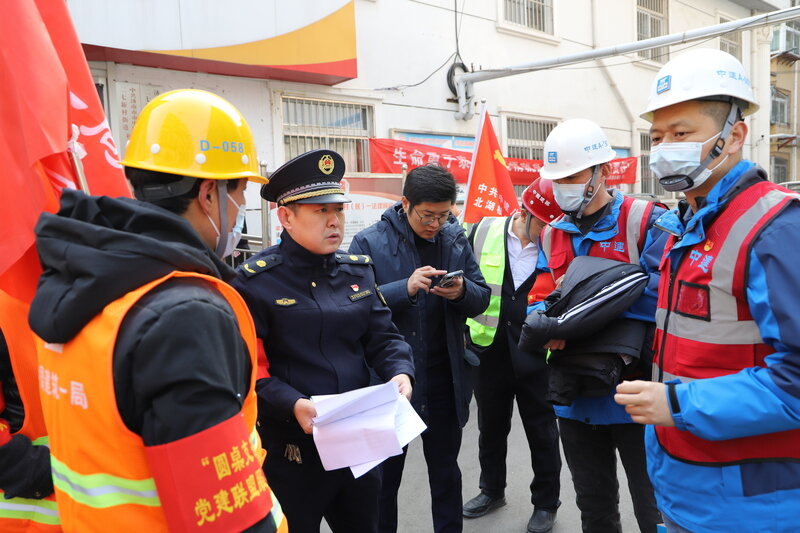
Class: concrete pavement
322,397,643,532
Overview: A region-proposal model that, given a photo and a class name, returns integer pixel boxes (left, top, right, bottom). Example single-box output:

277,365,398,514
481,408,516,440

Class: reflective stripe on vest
539,195,651,280
466,217,506,346
50,455,159,509
0,290,61,531
37,271,267,530
0,497,60,526
655,182,800,465
0,435,61,528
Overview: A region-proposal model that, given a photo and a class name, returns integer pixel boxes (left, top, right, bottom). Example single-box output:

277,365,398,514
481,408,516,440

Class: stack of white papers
311,382,427,478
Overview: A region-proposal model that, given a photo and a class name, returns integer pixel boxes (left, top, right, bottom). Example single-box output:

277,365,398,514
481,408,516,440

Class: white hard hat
641,48,759,122
539,118,617,181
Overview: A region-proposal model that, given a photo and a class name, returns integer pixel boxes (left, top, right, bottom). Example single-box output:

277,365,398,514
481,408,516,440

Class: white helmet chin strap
659,103,739,192
570,165,602,220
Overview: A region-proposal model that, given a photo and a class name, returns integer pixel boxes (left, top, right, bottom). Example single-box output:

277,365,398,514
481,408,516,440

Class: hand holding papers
311,382,426,477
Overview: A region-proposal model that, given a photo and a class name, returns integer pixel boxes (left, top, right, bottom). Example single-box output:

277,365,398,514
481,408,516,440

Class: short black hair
125,167,239,215
402,163,457,206
697,99,744,129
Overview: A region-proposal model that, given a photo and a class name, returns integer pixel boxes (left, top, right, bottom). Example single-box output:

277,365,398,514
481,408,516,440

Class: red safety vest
654,180,800,464
539,194,654,280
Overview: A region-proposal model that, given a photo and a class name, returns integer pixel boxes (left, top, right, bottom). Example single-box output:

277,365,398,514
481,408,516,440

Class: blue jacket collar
551,190,623,241
653,160,758,249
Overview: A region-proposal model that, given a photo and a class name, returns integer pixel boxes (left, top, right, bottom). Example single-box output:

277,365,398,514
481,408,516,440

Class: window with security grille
503,0,553,34
639,132,669,197
637,0,668,63
282,97,373,172
506,117,557,161
719,18,742,60
771,89,790,125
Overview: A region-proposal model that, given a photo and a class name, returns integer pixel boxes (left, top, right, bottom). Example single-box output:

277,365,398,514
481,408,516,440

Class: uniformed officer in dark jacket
232,149,415,533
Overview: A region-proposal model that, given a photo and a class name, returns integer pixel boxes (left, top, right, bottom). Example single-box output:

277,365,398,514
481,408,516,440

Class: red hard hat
522,178,561,223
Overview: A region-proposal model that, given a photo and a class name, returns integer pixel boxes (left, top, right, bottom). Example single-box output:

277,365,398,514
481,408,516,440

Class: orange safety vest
37,272,286,532
0,290,61,532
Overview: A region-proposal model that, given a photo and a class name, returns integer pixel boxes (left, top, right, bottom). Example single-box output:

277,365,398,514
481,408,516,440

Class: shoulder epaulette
239,254,283,278
334,253,372,265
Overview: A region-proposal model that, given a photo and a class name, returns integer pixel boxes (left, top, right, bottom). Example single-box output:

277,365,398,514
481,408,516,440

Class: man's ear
725,121,748,155
197,179,217,216
277,205,293,230
400,196,410,212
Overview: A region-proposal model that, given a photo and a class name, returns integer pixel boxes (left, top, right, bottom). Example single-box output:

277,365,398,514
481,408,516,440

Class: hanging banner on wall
370,138,540,185
369,138,638,186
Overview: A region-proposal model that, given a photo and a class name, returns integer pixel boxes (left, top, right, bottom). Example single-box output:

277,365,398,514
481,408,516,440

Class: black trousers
262,428,380,533
558,417,660,533
473,344,561,510
378,365,463,533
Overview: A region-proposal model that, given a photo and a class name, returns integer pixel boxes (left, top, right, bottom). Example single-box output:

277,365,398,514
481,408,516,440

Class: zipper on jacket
657,260,677,383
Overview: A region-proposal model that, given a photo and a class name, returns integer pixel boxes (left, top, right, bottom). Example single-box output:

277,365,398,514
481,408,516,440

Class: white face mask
649,132,725,192
552,182,588,212
207,193,246,258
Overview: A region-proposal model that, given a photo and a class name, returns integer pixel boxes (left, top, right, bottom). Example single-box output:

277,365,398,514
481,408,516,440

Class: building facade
770,3,800,184
68,0,790,242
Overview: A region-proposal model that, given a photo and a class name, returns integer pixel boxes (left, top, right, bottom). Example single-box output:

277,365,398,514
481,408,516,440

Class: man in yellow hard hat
29,89,286,532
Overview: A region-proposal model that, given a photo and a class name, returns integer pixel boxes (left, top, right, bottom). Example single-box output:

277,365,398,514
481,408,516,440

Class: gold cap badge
319,154,334,175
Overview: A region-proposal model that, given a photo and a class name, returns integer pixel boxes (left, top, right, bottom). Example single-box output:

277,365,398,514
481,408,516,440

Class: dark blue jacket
231,231,415,434
349,203,490,428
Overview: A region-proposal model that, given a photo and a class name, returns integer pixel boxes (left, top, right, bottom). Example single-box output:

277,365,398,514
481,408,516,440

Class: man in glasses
350,163,490,533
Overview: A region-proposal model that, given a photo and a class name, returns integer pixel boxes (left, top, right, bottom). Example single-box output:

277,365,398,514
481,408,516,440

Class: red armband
256,338,270,379
145,413,273,532
0,383,8,446
528,272,557,305
0,419,10,447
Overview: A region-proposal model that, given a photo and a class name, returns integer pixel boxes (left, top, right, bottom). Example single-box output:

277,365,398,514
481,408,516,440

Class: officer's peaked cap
261,149,351,205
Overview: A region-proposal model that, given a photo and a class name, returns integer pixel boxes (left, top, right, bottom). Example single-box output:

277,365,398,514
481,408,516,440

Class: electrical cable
376,0,466,91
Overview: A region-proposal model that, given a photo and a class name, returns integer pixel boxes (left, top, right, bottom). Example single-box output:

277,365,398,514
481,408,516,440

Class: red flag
463,109,520,223
606,157,638,185
0,0,130,301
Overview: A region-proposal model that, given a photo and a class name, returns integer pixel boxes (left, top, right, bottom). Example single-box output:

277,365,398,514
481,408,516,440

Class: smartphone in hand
437,270,464,288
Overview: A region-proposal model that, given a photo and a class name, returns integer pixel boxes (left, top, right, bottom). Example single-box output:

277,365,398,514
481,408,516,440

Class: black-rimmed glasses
412,207,450,226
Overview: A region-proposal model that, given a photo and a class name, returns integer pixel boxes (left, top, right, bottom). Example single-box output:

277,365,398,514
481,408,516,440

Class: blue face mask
649,132,727,192
224,193,246,258
206,192,245,258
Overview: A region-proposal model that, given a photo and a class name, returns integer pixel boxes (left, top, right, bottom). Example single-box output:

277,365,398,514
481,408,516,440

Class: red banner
462,109,520,223
369,138,541,185
605,157,638,185
0,0,130,300
369,138,637,187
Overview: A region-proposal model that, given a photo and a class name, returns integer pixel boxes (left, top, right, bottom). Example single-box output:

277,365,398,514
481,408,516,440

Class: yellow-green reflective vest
466,217,506,346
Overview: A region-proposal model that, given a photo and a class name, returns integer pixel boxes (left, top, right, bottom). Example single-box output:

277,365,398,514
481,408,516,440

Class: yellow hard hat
121,89,267,184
